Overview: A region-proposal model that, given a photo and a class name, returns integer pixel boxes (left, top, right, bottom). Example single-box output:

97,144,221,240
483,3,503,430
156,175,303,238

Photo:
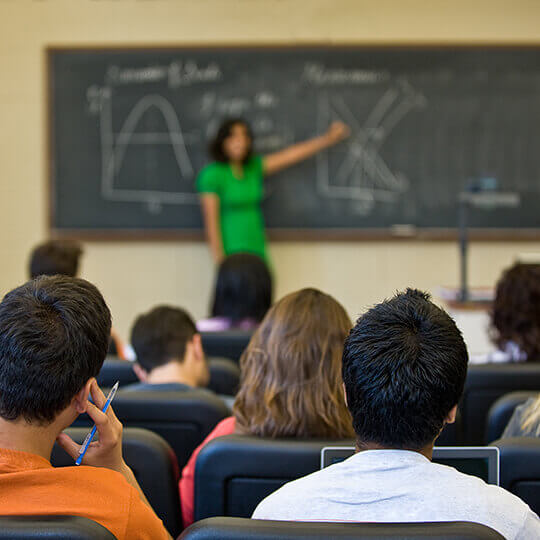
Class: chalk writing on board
105,60,222,88
303,63,389,85
89,86,199,210
316,79,426,213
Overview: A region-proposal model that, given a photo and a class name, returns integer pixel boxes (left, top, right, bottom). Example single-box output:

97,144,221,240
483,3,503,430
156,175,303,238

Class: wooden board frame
46,43,540,242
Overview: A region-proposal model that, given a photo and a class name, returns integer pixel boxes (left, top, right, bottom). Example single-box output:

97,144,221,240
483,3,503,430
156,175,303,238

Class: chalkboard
48,46,540,238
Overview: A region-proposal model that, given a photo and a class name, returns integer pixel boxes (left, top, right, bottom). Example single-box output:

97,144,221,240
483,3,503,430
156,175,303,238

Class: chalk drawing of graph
317,80,426,209
99,90,199,207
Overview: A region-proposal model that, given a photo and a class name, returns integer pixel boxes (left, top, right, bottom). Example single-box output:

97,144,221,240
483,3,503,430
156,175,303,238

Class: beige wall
1,0,539,342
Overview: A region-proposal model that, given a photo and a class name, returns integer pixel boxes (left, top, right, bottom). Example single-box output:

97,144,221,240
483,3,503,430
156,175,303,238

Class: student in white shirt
253,289,540,540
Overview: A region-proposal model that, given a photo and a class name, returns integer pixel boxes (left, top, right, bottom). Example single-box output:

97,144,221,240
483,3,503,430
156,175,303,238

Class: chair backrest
208,357,240,396
491,437,540,516
51,427,182,537
179,517,504,540
194,435,354,521
485,391,538,443
201,330,253,362
460,363,540,445
0,516,116,539
96,357,138,388
70,390,229,469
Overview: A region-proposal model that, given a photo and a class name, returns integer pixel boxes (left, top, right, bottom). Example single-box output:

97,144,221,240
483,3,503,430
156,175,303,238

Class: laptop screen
320,446,499,485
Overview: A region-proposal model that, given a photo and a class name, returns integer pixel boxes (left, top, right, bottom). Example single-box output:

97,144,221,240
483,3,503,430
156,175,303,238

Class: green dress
196,156,267,260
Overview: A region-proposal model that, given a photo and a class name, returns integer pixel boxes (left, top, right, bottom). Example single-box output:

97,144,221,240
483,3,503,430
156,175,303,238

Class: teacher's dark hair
0,275,111,424
342,288,468,450
211,253,272,324
209,118,253,163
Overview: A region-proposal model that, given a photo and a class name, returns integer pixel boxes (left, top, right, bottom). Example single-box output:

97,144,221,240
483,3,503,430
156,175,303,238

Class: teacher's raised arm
263,121,350,176
197,118,350,264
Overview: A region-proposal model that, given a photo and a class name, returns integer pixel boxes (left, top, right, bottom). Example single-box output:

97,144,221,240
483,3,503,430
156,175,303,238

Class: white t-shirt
252,449,540,540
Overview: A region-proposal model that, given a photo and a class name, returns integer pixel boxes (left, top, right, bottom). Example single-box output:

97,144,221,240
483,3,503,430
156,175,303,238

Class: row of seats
98,356,240,397
51,426,540,536
0,515,504,539
71,391,229,471
97,355,540,447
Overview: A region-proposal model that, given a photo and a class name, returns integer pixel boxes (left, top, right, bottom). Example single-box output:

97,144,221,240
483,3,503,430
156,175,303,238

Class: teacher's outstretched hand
197,118,351,264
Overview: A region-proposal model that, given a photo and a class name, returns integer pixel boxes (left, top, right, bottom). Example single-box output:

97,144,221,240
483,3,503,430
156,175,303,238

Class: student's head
210,118,253,164
0,276,111,426
343,289,468,451
233,288,355,439
211,253,272,325
29,240,83,279
491,263,540,361
130,305,209,387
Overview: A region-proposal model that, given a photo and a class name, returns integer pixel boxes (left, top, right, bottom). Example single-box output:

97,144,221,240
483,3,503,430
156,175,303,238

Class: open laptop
321,446,500,486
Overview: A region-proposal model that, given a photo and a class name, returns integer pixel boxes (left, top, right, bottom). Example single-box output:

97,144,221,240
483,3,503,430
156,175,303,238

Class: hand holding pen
57,380,126,473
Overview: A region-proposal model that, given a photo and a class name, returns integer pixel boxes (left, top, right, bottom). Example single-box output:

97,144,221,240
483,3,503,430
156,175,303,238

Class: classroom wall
1,0,539,344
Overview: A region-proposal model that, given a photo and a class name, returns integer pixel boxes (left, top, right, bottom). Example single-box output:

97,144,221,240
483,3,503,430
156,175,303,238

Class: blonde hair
521,395,540,435
233,288,355,439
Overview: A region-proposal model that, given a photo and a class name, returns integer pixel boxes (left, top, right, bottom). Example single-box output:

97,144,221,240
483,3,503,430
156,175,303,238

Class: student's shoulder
252,468,328,519
434,463,533,517
76,467,169,538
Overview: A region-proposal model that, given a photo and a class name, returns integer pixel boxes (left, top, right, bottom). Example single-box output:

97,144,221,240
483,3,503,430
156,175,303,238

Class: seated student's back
0,276,169,540
197,253,272,332
472,263,540,364
180,288,355,526
253,289,540,540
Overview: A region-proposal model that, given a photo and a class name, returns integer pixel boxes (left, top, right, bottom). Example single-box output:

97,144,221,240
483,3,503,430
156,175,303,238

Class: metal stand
457,191,520,304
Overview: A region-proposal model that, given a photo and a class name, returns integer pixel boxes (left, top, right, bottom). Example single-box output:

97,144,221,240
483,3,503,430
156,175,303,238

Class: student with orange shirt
0,275,170,540
180,288,355,526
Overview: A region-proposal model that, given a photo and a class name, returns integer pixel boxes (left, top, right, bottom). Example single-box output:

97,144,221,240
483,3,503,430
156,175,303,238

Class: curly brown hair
233,288,355,439
491,263,540,361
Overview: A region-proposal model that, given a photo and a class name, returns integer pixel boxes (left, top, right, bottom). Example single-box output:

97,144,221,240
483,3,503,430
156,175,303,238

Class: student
198,118,350,262
28,239,127,359
0,276,170,540
473,263,540,364
126,305,210,392
180,288,355,526
28,239,83,279
197,253,272,332
503,394,540,438
252,289,540,539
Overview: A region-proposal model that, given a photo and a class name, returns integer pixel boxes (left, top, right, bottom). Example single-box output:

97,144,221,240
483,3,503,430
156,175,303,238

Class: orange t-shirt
0,447,169,540
179,416,236,527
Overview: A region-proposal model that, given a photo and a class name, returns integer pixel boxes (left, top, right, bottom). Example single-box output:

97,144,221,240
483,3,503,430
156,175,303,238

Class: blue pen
75,381,119,466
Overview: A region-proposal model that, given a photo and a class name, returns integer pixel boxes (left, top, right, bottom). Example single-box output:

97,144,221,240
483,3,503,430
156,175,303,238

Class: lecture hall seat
0,516,116,540
179,517,504,540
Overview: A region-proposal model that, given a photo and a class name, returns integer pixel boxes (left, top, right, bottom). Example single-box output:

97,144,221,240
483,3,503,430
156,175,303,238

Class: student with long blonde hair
503,395,540,438
179,288,355,526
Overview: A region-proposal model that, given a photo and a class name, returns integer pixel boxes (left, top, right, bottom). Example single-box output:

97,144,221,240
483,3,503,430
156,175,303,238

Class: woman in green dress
197,118,350,263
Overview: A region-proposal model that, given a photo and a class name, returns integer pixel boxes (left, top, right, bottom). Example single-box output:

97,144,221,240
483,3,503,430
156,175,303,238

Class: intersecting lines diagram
316,79,426,213
98,88,199,212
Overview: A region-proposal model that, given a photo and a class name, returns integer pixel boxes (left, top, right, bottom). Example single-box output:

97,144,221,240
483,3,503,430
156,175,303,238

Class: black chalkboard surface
48,46,540,238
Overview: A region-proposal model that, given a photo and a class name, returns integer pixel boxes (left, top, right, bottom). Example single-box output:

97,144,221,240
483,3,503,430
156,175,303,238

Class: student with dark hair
28,239,128,359
474,263,540,363
197,253,272,332
198,118,350,262
127,305,210,392
28,239,83,279
0,276,170,539
253,289,540,539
